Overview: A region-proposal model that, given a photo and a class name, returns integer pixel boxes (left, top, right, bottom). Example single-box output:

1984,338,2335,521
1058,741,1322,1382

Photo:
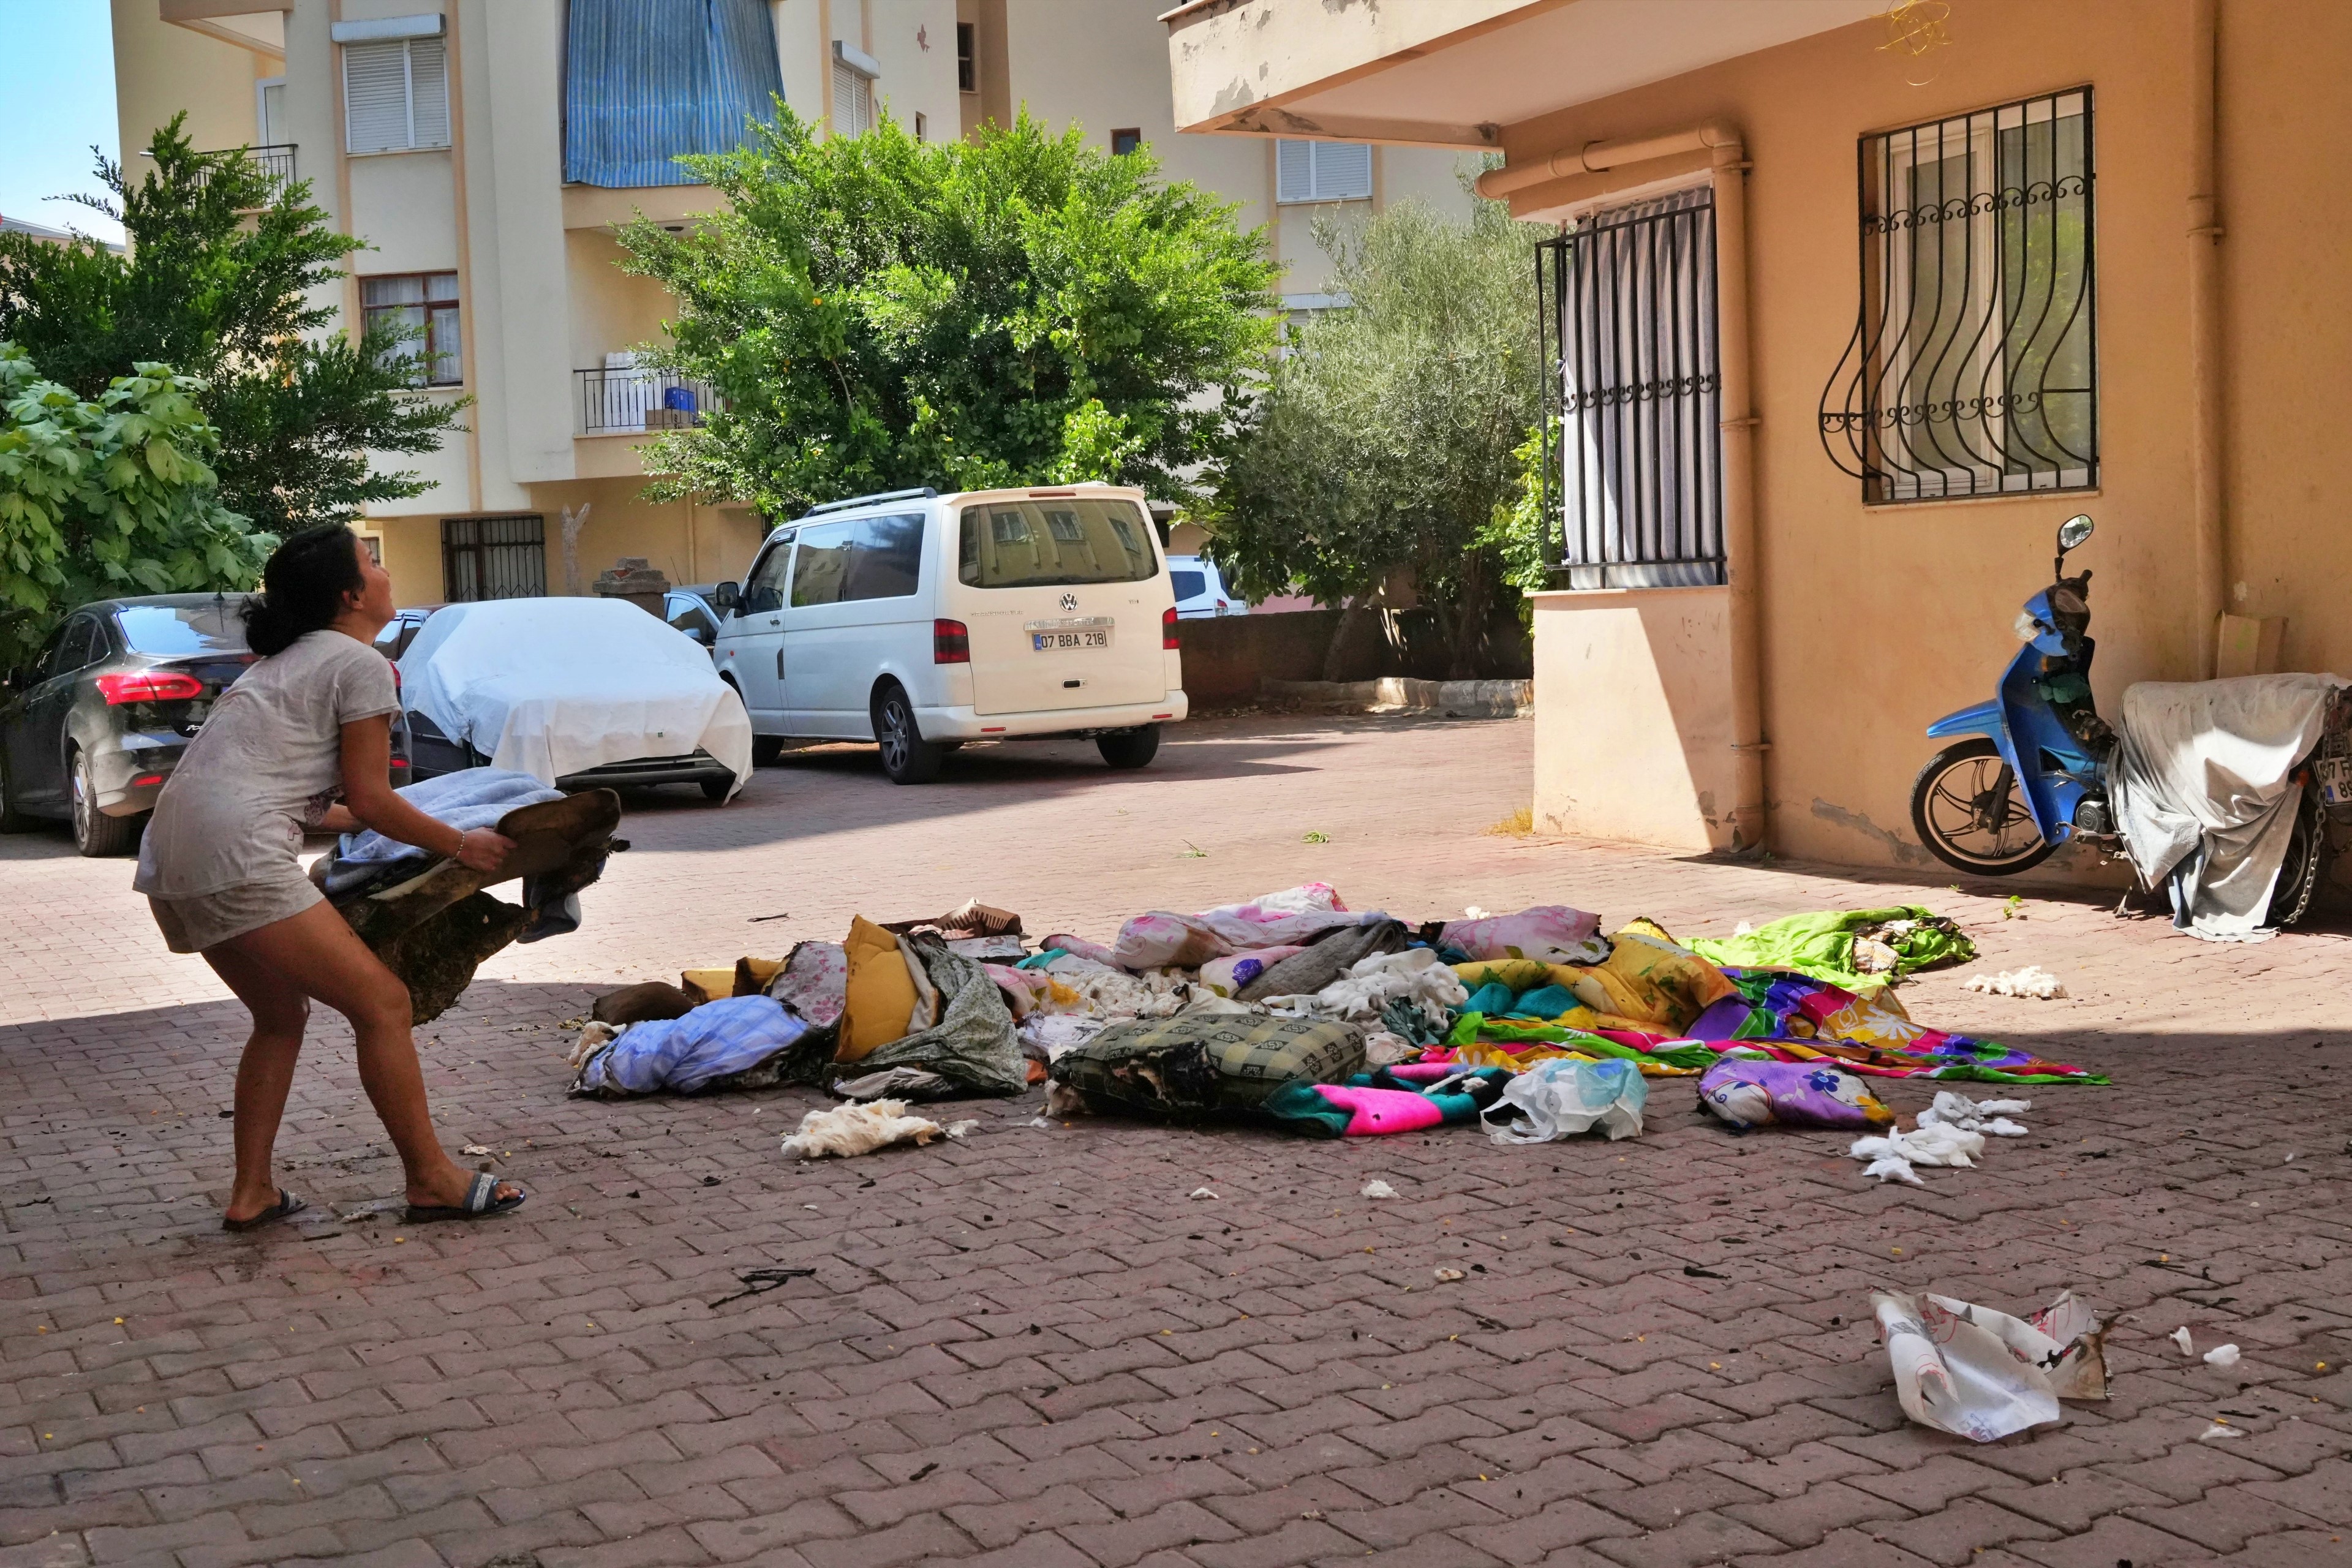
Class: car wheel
752,736,786,766
70,747,140,858
0,752,39,833
701,774,735,802
873,685,944,785
1096,725,1161,770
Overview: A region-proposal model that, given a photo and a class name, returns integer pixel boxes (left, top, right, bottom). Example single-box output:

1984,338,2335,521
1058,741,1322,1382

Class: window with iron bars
1820,89,2097,503
1537,187,1725,588
442,515,546,602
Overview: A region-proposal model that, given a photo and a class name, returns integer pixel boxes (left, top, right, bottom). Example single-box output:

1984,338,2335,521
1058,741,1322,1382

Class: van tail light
1162,606,1180,649
97,671,205,705
933,619,971,664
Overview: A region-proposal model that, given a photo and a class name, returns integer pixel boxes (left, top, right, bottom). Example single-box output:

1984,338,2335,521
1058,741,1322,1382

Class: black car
0,594,412,856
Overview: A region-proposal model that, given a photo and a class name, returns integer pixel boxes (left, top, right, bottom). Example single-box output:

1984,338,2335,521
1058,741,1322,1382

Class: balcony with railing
575,364,723,435
186,144,298,197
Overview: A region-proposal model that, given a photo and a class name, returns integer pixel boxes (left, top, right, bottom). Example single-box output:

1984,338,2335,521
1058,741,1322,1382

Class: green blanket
1689,907,1974,992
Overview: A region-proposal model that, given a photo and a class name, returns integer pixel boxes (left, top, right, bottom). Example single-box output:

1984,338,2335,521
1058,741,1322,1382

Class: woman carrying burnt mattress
135,524,524,1229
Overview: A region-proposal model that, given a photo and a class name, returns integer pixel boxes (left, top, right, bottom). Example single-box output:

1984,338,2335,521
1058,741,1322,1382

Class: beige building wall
1390,0,2352,878
111,0,271,164
990,0,1477,301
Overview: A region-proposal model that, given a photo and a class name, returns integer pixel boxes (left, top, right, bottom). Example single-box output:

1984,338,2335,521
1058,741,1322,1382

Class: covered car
398,597,753,801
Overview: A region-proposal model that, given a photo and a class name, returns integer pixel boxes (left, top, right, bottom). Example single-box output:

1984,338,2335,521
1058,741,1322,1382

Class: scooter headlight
2014,609,2045,644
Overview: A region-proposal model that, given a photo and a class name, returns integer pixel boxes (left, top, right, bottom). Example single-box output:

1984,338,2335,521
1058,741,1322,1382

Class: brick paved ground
4,714,2349,1568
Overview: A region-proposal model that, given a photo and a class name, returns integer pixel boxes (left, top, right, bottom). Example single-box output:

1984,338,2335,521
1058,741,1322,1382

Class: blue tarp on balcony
564,0,783,188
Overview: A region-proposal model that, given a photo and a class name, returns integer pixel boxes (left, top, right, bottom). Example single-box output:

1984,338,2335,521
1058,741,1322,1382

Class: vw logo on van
1059,593,1079,612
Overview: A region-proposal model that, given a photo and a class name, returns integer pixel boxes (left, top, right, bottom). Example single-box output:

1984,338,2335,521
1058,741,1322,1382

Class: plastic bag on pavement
1482,1057,1646,1144
1871,1289,2107,1442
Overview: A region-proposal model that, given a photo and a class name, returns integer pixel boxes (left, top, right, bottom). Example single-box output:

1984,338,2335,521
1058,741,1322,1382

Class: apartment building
112,1,1476,608
1163,0,2352,881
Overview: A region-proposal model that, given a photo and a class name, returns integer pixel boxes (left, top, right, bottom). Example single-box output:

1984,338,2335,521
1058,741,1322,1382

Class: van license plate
1033,630,1109,652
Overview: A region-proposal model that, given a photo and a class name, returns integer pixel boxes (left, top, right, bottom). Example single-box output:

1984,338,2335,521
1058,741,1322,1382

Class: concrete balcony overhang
159,0,288,60
1161,0,1882,149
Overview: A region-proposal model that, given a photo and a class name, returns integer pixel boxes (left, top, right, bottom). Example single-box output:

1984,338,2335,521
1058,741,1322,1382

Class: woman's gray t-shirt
134,630,400,897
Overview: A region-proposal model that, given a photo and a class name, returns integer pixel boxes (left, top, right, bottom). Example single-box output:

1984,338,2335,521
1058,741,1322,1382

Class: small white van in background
711,484,1188,783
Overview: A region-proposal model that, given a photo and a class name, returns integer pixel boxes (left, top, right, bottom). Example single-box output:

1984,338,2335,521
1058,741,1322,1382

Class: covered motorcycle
1909,514,2346,937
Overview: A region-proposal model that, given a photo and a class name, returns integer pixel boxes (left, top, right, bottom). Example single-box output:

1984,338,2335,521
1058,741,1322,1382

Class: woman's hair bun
243,524,366,656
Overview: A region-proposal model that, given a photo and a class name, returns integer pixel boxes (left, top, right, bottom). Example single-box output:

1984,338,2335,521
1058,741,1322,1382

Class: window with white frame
344,36,450,154
1275,140,1371,204
831,41,878,137
363,273,461,386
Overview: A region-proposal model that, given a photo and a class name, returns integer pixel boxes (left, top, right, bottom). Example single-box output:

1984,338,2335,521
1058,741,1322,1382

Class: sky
0,0,126,244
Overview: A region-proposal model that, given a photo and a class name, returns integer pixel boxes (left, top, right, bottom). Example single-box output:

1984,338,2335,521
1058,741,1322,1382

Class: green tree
0,116,462,537
0,342,271,666
1204,194,1543,678
614,108,1281,515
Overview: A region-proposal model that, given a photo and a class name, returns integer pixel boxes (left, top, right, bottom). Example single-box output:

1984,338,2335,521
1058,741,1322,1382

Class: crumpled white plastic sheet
1849,1123,1986,1186
1871,1288,2107,1442
1852,1093,2031,1184
1483,1058,1646,1144
1917,1090,2033,1138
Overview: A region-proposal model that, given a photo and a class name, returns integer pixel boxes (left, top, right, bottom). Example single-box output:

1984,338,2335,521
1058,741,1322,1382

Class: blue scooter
1909,513,2334,925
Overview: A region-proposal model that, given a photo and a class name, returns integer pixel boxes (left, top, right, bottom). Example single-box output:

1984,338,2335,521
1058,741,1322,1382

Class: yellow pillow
1563,918,1736,1031
679,967,735,1006
1453,959,1554,992
837,916,918,1061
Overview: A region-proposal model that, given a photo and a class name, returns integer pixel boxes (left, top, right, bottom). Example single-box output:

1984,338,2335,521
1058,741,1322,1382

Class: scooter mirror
2057,514,2094,552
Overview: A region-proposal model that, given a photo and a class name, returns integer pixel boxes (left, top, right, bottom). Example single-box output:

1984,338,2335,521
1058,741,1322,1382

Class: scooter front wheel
1910,739,2056,875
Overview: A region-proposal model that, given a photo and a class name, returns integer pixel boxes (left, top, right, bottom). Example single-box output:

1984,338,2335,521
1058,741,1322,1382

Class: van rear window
958,500,1158,589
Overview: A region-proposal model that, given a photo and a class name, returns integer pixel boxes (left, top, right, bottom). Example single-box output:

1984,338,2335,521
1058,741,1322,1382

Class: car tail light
1162,606,1180,649
97,671,205,705
933,619,970,663
130,772,165,788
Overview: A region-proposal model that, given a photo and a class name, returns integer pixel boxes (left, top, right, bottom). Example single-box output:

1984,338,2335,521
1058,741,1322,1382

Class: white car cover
398,598,753,796
2107,672,2343,940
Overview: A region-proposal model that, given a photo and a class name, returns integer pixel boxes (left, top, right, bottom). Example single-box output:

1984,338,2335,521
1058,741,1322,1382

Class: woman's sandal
405,1170,526,1224
222,1189,306,1232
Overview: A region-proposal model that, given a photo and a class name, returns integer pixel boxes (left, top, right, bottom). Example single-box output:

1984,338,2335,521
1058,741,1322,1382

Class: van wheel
752,736,786,766
70,748,140,858
1097,725,1161,770
873,685,944,785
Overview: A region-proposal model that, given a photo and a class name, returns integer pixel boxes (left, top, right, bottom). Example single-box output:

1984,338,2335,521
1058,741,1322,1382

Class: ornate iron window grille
442,514,547,601
1820,89,2097,503
1537,187,1725,589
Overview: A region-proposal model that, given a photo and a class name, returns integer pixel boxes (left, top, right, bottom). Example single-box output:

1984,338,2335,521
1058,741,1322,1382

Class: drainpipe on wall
2187,0,2226,678
1709,138,1769,854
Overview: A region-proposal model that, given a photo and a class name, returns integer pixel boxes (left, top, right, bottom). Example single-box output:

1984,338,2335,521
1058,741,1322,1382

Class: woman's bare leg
201,943,311,1223
214,902,519,1210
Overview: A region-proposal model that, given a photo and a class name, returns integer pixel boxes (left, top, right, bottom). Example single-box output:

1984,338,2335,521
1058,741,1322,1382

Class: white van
710,484,1188,783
